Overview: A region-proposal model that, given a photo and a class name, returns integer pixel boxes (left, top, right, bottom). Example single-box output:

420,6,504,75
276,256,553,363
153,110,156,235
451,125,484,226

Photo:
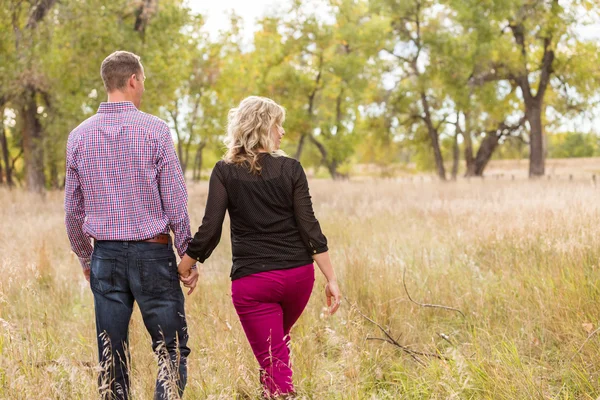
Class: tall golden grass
2,178,600,399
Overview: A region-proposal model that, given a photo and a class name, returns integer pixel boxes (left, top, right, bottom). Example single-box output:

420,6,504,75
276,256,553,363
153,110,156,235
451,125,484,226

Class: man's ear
129,74,137,89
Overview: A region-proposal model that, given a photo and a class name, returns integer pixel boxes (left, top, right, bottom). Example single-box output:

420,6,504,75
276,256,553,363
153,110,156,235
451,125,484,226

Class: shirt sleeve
64,134,93,270
292,160,328,255
186,162,228,262
156,125,193,258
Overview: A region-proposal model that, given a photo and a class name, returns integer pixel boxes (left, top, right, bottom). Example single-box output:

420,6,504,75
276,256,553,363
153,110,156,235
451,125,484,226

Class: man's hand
178,254,199,295
83,268,90,282
181,269,199,295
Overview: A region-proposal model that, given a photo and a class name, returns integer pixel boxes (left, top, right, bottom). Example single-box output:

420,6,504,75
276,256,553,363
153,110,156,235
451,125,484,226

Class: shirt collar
97,101,138,114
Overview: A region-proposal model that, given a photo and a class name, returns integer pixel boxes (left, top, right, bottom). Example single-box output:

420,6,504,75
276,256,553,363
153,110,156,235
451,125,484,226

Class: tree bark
11,0,59,192
509,20,554,177
468,117,525,177
296,54,322,162
294,134,306,160
0,103,4,185
462,112,476,177
307,134,344,180
473,134,500,176
1,126,15,187
192,142,206,182
134,0,158,38
48,156,59,189
21,88,45,192
426,124,446,181
25,0,58,29
169,109,188,175
420,92,446,181
451,129,459,180
526,103,545,177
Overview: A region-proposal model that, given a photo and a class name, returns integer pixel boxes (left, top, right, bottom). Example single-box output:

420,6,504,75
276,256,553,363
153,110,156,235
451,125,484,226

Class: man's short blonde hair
100,51,143,92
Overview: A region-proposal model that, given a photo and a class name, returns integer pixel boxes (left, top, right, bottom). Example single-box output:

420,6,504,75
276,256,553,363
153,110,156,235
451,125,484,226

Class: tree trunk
192,142,205,182
0,123,14,187
21,88,45,192
0,102,14,187
451,130,459,180
308,134,343,180
0,104,4,185
49,156,59,189
177,138,188,175
420,93,446,181
463,112,476,177
526,104,545,177
426,124,446,181
473,133,500,176
294,134,307,160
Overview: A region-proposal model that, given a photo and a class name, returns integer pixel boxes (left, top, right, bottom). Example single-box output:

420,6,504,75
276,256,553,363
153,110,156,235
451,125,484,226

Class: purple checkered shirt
64,101,192,269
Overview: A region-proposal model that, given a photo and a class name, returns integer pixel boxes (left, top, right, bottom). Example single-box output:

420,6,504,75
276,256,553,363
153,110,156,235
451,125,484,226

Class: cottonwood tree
454,0,600,176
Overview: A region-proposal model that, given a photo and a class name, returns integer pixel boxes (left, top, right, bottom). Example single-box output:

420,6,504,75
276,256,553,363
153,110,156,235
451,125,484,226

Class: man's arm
64,135,93,275
156,124,193,261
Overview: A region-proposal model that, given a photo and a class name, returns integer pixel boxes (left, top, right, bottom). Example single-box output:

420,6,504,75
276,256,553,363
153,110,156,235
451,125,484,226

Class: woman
178,96,341,398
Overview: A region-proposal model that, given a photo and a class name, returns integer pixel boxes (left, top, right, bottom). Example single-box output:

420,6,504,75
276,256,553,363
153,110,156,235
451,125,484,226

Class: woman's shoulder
268,154,299,167
264,154,301,174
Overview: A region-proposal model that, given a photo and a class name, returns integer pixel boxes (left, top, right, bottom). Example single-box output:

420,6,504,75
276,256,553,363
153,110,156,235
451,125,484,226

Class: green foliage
547,132,599,158
1,0,599,186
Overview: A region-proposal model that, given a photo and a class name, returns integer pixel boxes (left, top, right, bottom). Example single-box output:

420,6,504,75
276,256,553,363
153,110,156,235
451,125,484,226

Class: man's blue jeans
90,240,190,399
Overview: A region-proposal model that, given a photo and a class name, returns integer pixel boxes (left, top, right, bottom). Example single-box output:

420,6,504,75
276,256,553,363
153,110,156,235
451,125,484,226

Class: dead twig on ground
354,305,449,366
403,268,466,319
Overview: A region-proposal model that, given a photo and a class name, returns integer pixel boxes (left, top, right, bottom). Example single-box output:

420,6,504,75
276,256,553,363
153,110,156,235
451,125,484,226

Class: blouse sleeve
185,162,228,262
292,161,328,255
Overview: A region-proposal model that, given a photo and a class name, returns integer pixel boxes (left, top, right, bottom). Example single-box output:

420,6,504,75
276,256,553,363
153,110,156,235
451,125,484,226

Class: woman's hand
178,254,199,295
325,280,342,315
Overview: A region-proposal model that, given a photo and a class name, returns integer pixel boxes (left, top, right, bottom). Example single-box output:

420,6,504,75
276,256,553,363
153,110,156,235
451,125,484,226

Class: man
65,50,199,399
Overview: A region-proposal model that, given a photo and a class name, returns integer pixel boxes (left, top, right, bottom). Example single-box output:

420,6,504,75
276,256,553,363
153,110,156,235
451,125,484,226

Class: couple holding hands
65,50,341,399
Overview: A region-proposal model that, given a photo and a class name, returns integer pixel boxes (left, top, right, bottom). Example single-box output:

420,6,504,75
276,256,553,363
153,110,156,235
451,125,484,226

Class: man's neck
106,92,135,106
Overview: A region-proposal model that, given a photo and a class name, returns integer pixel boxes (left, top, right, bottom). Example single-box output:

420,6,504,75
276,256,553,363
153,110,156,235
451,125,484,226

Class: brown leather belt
142,234,171,244
92,234,171,245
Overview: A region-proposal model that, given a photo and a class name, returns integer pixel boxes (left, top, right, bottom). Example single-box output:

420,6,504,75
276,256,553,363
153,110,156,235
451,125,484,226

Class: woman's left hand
325,280,342,315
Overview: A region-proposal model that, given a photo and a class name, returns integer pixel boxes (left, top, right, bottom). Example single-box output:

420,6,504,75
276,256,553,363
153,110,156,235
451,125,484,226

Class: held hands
178,254,199,295
325,280,342,315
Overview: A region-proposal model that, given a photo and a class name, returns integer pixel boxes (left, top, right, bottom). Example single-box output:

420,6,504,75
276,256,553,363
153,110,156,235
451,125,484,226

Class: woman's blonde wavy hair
223,96,286,174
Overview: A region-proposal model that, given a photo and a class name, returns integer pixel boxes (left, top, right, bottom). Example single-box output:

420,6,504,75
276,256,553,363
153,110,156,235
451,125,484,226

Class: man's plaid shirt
64,101,192,269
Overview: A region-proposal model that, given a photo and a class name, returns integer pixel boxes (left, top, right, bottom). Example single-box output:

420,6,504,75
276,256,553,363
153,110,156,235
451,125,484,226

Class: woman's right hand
325,280,342,315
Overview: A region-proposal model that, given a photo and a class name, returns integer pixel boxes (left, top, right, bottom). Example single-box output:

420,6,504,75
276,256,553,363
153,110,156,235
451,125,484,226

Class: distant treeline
1,0,600,191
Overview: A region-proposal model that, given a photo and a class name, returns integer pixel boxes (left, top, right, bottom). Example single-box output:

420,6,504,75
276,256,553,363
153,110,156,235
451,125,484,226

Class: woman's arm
179,163,228,292
292,161,341,314
313,251,342,315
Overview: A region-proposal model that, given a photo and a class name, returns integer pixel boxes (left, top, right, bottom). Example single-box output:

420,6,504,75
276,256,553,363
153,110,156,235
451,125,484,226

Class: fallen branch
354,305,448,366
403,268,466,319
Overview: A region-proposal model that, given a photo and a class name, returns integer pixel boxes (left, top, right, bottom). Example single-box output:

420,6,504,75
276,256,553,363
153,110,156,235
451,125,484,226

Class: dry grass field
2,173,600,399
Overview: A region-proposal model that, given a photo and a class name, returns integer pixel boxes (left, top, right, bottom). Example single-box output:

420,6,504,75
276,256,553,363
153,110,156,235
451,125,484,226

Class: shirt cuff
79,257,91,270
185,250,205,263
312,245,329,255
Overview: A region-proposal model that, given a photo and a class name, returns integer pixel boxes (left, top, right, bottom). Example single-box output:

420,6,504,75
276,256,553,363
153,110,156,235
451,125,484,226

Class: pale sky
188,0,600,40
187,0,284,40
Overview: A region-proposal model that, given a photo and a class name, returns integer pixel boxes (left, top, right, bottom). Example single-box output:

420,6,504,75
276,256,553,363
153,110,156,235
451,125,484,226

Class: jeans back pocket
90,256,116,294
138,256,177,295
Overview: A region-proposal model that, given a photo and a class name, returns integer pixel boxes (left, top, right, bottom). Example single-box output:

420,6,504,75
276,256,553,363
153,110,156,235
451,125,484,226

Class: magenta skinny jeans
232,264,315,397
